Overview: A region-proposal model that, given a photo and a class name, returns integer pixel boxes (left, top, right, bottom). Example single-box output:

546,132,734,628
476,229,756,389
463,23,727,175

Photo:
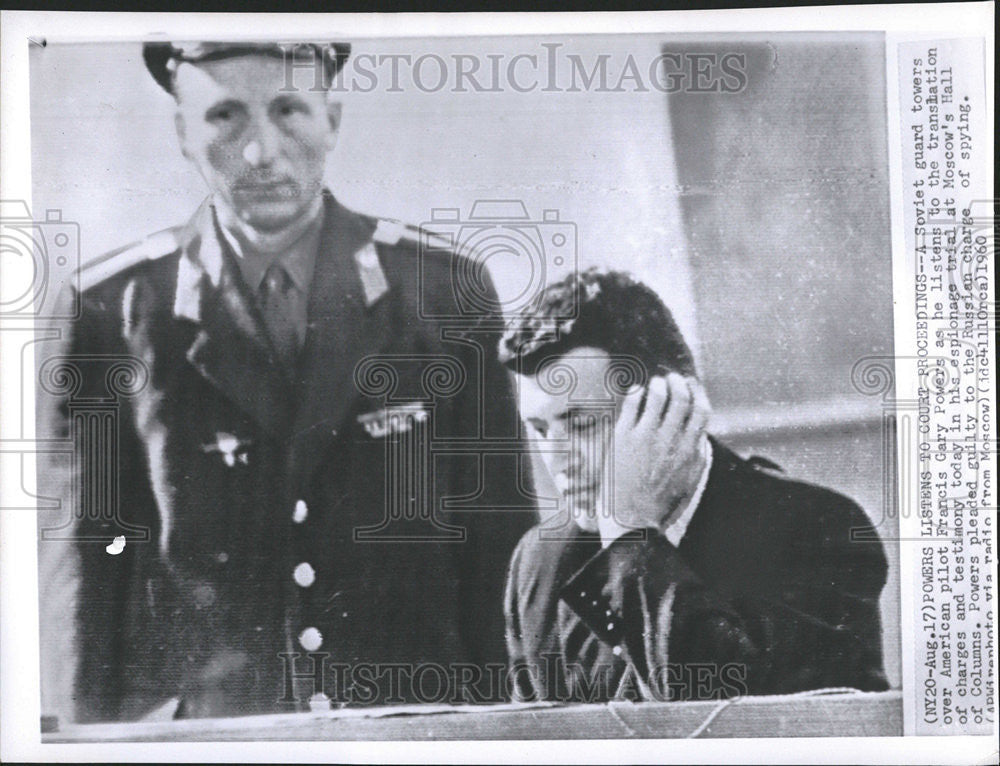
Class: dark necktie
259,263,300,368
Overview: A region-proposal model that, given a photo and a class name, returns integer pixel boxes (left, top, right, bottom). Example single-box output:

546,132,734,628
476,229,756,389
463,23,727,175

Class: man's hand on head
598,373,711,547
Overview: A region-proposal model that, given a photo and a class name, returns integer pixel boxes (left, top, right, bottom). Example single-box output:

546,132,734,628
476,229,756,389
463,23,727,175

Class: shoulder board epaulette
353,239,389,307
372,218,406,246
372,218,459,254
79,228,180,292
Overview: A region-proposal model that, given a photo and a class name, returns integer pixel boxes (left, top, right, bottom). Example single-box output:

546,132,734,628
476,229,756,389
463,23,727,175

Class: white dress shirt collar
662,437,713,548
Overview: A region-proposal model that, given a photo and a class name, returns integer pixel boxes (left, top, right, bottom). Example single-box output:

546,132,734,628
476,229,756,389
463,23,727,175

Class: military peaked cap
142,41,351,94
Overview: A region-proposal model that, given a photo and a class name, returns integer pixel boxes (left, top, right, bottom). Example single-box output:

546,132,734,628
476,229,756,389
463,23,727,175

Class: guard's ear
324,101,342,150
174,110,191,160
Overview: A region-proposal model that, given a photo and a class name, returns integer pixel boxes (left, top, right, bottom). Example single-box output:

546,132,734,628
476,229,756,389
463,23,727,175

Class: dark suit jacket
504,440,889,703
39,192,536,722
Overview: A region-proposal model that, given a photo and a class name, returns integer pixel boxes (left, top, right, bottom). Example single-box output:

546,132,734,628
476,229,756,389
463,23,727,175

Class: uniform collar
170,189,394,445
215,196,324,295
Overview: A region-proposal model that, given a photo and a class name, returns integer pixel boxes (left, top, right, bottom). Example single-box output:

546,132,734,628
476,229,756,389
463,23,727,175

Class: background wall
664,34,898,685
30,33,898,693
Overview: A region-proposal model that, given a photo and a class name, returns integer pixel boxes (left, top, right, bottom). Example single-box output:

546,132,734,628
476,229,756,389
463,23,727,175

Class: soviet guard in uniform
40,42,534,722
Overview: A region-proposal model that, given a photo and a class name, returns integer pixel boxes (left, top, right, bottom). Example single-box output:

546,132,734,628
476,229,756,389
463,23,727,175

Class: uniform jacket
504,440,890,703
39,192,536,722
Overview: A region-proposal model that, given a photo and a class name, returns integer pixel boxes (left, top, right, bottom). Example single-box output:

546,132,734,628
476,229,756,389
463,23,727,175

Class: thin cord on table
685,686,866,738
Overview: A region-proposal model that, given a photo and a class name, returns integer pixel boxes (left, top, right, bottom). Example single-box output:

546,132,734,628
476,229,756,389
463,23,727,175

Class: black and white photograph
0,6,994,763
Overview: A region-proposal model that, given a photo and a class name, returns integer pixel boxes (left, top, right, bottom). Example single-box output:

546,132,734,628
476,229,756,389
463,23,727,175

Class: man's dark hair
498,268,697,379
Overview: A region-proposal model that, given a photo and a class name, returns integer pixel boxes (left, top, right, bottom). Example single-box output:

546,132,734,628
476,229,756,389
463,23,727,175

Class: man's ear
324,101,342,151
174,110,191,160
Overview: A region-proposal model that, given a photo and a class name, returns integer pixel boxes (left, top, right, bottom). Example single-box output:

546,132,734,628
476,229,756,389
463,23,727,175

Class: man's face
516,347,623,529
172,54,340,232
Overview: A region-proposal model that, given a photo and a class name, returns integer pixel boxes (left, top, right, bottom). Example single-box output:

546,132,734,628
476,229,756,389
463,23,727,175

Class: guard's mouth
234,180,298,198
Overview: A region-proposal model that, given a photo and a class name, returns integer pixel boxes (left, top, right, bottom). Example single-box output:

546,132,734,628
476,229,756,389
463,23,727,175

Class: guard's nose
242,121,280,168
242,141,264,166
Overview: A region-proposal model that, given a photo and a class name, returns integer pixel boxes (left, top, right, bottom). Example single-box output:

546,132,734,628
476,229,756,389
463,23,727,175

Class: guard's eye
272,97,310,119
206,101,245,124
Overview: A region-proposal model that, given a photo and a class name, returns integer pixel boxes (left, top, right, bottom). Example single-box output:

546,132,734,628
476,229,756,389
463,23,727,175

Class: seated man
500,269,889,702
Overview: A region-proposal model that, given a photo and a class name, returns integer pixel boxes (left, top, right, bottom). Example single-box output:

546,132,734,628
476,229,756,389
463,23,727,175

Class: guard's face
172,54,341,233
516,348,622,531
